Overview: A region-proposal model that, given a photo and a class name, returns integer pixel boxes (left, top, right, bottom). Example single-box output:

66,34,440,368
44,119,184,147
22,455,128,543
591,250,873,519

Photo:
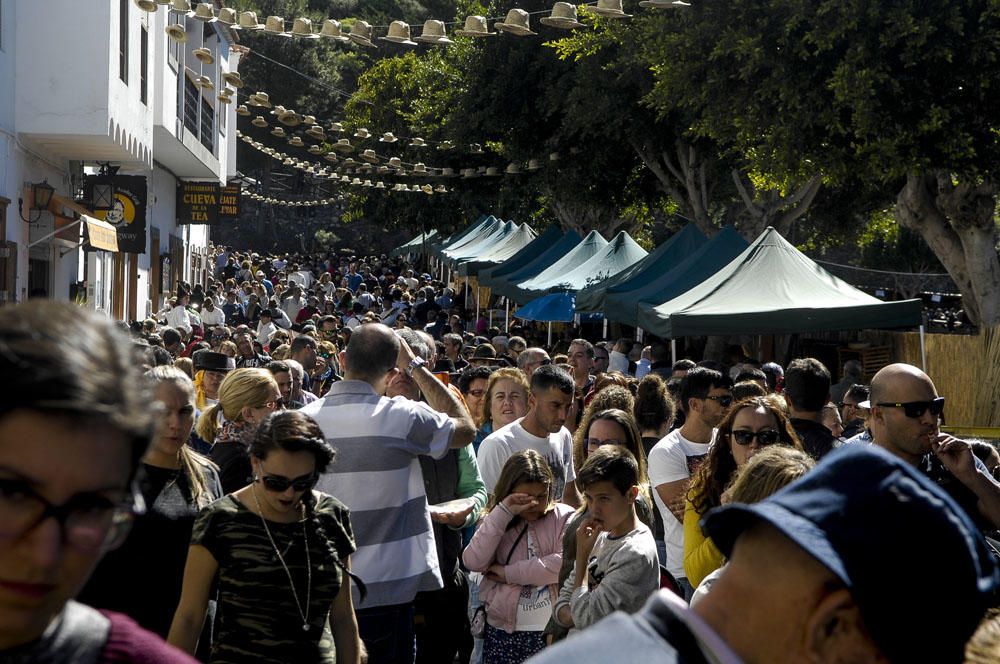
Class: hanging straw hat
288,136,305,147
271,127,287,138
360,149,379,163
302,115,316,126
380,20,417,46
375,181,386,189
333,138,354,153
324,153,339,162
412,163,428,174
306,125,326,140
165,23,187,42
249,91,271,107
308,145,324,154
415,20,454,45
169,0,192,13
437,140,455,151
196,75,214,89
278,110,301,127
236,105,251,117
638,0,690,7
541,2,586,29
251,115,268,127
388,157,403,169
380,132,398,143
238,11,265,31
193,47,214,64
485,166,501,176
264,16,291,37
328,122,344,133
410,137,427,147
320,19,350,42
291,17,320,39
348,21,377,48
354,127,372,140
469,143,484,154
495,9,536,36
527,158,542,170
192,3,216,21
134,0,158,13
455,15,495,37
590,0,632,17
217,7,237,25
434,184,448,193
440,167,456,177
222,71,244,88
506,162,522,174
421,184,434,195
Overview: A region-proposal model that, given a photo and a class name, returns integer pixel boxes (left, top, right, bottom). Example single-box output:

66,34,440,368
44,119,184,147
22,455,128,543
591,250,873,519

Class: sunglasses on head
731,429,782,446
875,397,945,419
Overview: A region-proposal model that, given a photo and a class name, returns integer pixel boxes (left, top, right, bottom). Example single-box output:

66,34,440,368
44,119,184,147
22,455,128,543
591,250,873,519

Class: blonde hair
173,357,194,379
270,343,291,360
147,366,219,508
195,368,276,442
482,368,530,428
218,340,237,357
726,446,814,505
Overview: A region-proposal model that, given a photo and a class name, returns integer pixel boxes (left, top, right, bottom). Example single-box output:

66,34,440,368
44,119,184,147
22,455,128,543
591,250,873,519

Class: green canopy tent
605,226,749,327
479,226,570,288
442,220,518,267
509,230,609,303
390,229,439,259
576,223,708,313
490,230,585,299
636,227,923,340
436,216,501,261
455,223,538,277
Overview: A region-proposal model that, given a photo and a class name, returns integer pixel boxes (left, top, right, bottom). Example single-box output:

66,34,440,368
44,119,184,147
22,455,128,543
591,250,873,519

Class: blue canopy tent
575,224,708,313
604,225,750,326
514,292,603,345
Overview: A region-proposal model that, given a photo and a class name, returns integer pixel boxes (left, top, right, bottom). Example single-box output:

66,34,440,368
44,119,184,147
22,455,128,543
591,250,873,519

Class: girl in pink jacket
463,450,574,664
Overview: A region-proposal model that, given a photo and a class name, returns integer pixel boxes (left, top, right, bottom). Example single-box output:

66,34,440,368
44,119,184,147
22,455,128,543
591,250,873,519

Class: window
200,97,215,153
119,0,129,84
183,77,199,134
140,26,148,105
168,13,182,67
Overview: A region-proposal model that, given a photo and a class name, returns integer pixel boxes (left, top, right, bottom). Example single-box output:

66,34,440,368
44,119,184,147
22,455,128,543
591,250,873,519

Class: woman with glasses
79,366,222,653
169,410,362,663
199,368,282,494
682,396,803,587
0,301,197,662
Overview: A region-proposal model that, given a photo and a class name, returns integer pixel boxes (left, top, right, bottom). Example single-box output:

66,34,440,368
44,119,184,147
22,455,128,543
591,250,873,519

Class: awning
84,215,119,252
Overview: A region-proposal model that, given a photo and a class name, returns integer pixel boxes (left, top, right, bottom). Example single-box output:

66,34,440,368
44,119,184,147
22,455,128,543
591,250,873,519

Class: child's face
584,480,637,537
511,481,551,522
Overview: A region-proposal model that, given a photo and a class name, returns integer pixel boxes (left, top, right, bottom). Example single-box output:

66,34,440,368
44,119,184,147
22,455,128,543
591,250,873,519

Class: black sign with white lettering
219,185,241,218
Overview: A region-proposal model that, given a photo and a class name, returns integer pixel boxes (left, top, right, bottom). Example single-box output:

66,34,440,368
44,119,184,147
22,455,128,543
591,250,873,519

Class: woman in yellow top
683,396,803,586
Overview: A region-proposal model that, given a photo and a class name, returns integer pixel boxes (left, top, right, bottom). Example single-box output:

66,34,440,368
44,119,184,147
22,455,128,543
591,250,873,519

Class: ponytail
179,445,217,508
196,403,221,442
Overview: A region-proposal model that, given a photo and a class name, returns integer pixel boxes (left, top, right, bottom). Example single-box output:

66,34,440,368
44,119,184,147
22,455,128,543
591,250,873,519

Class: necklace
251,484,312,632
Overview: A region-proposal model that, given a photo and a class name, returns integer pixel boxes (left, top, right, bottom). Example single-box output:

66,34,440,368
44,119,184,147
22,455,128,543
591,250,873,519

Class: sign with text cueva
177,181,235,224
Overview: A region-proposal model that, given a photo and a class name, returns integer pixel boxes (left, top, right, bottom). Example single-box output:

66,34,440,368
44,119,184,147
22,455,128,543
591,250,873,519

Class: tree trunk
729,171,823,239
895,172,1000,326
546,191,636,238
630,138,716,235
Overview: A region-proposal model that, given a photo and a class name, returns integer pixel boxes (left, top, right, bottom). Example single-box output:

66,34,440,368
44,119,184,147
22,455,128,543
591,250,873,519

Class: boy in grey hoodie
554,446,659,632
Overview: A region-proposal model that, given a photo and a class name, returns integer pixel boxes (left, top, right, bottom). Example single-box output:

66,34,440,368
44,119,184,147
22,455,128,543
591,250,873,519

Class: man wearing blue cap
526,444,999,664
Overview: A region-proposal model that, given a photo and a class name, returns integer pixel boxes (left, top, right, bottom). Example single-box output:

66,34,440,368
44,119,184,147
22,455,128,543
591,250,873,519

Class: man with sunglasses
868,363,1000,530
784,358,839,460
648,367,733,599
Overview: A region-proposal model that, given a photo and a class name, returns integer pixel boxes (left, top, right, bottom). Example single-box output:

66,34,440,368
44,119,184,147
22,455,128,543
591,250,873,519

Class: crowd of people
3,245,1000,664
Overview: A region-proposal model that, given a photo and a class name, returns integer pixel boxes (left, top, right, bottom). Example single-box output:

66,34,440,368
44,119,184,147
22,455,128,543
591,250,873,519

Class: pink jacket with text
462,502,574,634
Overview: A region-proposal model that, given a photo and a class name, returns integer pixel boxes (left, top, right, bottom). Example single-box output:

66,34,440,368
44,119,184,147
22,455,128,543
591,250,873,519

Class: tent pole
505,301,509,333
547,322,552,347
465,277,469,309
489,308,493,328
603,317,608,339
671,339,677,365
919,324,927,372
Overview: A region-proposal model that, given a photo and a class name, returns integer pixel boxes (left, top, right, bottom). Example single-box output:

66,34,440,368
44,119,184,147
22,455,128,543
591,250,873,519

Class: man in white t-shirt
478,364,581,507
647,367,732,598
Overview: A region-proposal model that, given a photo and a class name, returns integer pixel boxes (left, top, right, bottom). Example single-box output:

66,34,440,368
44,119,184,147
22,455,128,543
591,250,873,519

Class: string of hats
141,1,692,49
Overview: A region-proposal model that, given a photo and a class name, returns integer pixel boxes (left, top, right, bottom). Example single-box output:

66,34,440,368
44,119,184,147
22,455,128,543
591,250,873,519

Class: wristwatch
406,356,427,376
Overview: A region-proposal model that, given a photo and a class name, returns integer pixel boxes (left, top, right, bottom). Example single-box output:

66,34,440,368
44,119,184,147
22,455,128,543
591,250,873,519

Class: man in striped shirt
304,323,476,664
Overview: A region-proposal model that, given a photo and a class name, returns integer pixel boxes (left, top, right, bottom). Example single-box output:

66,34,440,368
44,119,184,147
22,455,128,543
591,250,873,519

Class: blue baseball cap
703,444,999,664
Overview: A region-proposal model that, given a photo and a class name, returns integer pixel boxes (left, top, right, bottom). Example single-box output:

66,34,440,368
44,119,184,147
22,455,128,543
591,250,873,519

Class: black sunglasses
704,395,733,407
731,429,782,446
259,467,317,493
875,397,945,419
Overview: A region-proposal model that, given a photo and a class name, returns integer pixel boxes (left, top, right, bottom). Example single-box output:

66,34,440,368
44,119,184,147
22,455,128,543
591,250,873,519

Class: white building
0,0,238,319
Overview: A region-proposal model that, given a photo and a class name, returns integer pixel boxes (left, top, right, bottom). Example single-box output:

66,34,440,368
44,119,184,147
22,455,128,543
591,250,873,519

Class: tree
647,0,1000,324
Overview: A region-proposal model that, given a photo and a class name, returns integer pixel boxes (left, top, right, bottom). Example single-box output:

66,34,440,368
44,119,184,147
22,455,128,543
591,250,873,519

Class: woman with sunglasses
169,410,362,663
0,301,198,662
682,396,803,587
198,368,283,494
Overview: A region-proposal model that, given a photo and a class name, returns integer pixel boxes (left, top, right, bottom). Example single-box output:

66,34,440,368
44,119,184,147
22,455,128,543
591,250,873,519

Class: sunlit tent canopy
636,227,923,338
438,216,503,261
515,231,646,303
509,230,610,303
433,215,496,259
390,229,439,258
455,223,538,277
443,220,518,267
489,230,584,298
605,226,749,326
576,223,708,313
478,226,570,288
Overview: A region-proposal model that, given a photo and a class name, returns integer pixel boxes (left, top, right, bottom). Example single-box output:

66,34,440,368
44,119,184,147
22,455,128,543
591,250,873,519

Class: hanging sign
84,175,148,254
177,181,221,224
219,184,241,218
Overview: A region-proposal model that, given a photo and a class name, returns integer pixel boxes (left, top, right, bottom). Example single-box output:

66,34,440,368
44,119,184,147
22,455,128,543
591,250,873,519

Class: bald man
868,362,1000,530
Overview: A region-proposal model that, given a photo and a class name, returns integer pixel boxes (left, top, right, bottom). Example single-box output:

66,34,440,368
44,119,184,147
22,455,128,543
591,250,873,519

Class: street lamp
18,180,55,224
